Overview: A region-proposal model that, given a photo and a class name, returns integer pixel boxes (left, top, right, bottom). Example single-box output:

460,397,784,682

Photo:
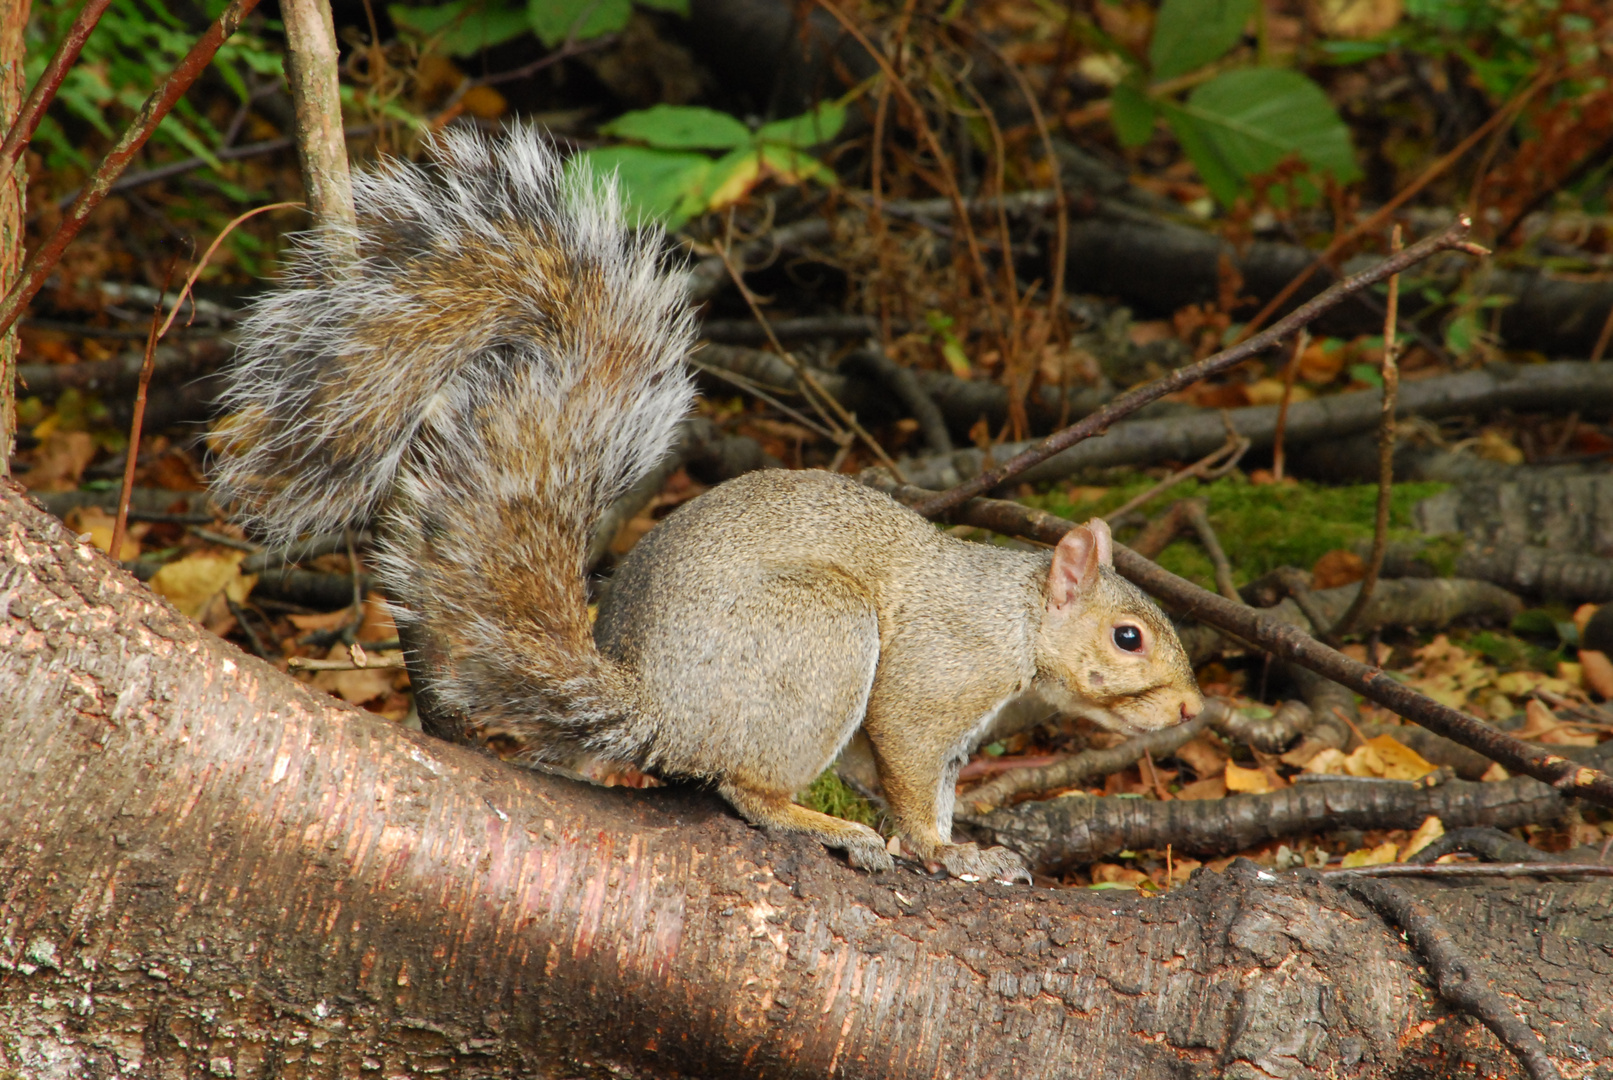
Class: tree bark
2,481,1608,1079
0,0,30,476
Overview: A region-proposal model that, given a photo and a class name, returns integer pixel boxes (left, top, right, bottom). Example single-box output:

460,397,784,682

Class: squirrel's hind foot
719,781,895,873
929,841,1032,885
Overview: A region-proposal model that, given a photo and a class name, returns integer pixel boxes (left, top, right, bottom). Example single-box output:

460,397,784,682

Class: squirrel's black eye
1113,625,1144,653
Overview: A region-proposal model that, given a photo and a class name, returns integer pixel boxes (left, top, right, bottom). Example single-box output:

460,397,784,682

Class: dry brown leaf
148,551,256,620
1402,815,1445,859
356,592,398,641
288,609,353,632
66,505,144,560
1574,604,1598,637
1312,549,1366,590
1245,377,1311,406
310,647,405,705
1091,863,1150,887
21,430,96,491
1175,775,1228,800
1302,747,1350,774
1340,841,1400,868
1224,761,1272,794
1174,735,1228,779
1481,762,1510,782
1341,735,1436,781
1516,698,1598,747
1580,649,1613,700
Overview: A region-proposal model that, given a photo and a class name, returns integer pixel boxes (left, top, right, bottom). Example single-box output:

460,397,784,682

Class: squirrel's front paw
936,842,1031,885
843,825,896,872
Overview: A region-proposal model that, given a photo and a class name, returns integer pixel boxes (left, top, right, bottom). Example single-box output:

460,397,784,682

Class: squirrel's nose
1179,698,1201,721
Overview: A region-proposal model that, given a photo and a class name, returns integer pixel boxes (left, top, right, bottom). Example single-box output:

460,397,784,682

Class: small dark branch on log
0,0,264,337
0,0,113,167
867,474,1613,808
913,217,1485,516
1404,825,1584,866
961,703,1217,815
700,315,891,343
1338,876,1563,1080
964,767,1581,871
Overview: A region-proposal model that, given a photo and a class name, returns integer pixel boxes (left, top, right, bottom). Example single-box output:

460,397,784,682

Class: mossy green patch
1026,473,1448,594
799,770,880,828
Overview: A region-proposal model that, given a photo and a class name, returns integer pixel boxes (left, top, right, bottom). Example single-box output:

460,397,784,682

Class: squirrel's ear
1049,523,1104,607
1085,517,1114,567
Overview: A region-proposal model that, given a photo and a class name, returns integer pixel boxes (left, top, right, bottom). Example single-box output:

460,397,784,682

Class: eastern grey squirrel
213,129,1203,883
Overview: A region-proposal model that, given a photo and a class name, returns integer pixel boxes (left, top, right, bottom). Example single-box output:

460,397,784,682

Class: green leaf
1110,83,1156,148
1148,0,1256,81
600,104,751,150
1168,68,1360,205
1347,362,1383,387
757,143,835,185
388,1,530,56
1318,39,1391,64
570,146,711,226
755,101,847,149
529,0,632,48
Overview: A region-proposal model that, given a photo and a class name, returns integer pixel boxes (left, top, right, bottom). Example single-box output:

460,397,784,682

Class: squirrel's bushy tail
213,129,694,756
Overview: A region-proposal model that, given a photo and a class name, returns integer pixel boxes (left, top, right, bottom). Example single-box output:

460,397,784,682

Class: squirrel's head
1034,519,1203,734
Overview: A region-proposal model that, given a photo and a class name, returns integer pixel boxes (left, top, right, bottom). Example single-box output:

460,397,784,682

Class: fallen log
5,480,1610,1079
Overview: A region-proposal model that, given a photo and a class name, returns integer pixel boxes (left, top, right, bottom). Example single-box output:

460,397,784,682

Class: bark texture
2,482,1609,1079
0,0,29,474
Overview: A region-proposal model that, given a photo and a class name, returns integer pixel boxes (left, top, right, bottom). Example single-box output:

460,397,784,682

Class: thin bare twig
1103,422,1249,522
1331,227,1403,639
1,0,113,167
108,271,173,564
914,217,1486,517
1270,330,1307,482
109,201,298,564
714,216,905,478
812,0,997,311
0,0,264,338
1590,301,1613,365
1182,499,1239,603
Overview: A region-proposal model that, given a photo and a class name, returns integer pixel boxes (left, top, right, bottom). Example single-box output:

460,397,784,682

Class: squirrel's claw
933,841,1031,885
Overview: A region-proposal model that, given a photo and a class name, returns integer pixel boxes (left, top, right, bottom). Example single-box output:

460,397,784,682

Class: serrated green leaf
389,1,531,56
600,104,751,150
529,0,632,47
1110,83,1156,148
755,101,847,149
1159,103,1243,205
1148,0,1256,81
1169,68,1360,205
570,146,711,226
